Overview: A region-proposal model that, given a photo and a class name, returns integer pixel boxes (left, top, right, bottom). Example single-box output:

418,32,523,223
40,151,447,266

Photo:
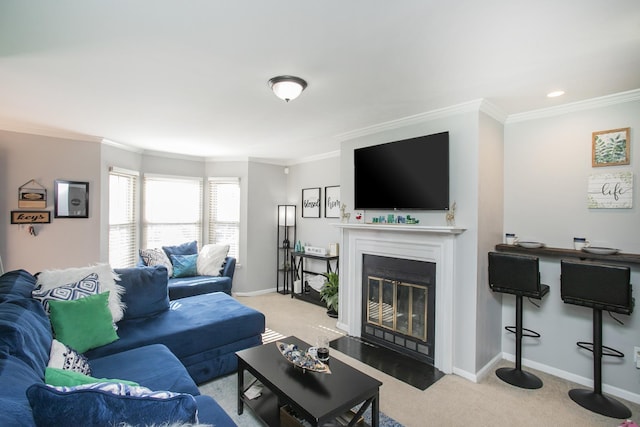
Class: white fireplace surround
335,224,465,374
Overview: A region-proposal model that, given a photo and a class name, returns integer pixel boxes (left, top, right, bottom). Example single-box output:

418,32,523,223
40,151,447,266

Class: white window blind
143,174,203,249
208,177,240,260
108,167,139,268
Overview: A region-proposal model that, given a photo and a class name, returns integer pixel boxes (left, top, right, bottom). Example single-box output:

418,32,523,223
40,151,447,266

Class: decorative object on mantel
276,341,331,373
54,180,89,218
18,179,47,209
592,127,630,167
339,203,351,223
301,187,321,218
324,185,340,218
587,172,633,209
445,201,457,226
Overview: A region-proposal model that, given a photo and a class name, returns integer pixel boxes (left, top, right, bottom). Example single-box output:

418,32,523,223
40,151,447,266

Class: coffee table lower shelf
241,387,369,427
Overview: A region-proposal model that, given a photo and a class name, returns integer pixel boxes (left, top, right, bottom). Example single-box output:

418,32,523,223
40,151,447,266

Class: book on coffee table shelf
280,405,364,427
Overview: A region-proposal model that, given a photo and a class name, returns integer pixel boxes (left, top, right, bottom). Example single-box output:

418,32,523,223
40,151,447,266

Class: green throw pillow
170,254,198,278
48,291,119,353
45,367,138,387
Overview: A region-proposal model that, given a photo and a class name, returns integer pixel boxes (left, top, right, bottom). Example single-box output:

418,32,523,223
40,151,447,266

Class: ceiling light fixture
547,90,565,98
268,75,307,102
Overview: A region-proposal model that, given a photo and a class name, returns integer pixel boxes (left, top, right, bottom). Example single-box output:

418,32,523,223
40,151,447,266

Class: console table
495,244,640,265
290,251,339,307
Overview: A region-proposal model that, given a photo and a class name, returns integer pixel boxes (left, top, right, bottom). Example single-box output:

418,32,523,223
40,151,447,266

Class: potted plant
320,272,339,318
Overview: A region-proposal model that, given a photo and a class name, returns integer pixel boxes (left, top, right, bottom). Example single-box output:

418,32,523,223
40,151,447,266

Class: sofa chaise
0,265,265,426
167,256,236,300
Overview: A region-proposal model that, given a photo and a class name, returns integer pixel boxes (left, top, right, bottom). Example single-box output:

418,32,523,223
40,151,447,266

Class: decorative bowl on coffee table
277,341,331,374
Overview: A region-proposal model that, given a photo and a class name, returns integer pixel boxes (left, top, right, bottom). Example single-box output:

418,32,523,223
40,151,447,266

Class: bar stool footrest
568,388,631,419
505,325,541,339
495,367,543,389
576,341,625,358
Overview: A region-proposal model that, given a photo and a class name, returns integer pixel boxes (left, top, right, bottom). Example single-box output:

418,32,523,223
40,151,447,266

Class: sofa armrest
221,257,236,280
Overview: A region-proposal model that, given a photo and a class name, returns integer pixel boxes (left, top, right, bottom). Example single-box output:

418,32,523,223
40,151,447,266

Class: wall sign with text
302,187,321,218
588,172,633,209
11,210,51,224
324,186,340,218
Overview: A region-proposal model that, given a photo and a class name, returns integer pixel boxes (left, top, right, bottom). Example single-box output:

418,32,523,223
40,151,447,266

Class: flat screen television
354,131,449,210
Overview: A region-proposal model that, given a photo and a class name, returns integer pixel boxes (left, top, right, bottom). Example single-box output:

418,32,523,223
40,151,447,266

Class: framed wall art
54,180,89,218
587,172,633,209
18,179,47,209
302,187,321,218
324,185,341,218
592,127,630,167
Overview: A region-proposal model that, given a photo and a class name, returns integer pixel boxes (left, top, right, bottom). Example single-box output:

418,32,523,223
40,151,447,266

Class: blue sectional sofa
168,256,236,300
0,266,265,426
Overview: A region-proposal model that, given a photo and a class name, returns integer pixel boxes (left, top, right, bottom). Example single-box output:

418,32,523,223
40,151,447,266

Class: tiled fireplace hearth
335,223,465,374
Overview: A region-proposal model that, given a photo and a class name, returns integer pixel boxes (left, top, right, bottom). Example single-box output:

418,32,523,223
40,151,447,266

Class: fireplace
362,255,436,364
335,223,464,374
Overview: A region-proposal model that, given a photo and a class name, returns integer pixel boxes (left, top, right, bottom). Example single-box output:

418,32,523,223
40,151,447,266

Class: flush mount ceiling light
268,75,307,102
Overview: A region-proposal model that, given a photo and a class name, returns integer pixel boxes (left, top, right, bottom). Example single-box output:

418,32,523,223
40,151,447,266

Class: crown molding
506,89,640,124
101,138,144,154
288,150,340,166
334,99,494,142
0,119,102,143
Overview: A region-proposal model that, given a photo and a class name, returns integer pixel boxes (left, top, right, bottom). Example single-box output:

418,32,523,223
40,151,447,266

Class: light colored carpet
218,293,639,427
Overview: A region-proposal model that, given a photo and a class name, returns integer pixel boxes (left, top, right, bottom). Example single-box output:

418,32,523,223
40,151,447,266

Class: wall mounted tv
354,131,449,210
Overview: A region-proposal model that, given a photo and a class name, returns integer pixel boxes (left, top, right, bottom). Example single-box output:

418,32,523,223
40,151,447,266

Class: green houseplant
320,272,339,318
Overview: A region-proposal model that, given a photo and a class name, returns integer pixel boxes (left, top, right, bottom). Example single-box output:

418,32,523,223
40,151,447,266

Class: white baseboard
453,353,502,384
233,287,277,297
477,352,640,405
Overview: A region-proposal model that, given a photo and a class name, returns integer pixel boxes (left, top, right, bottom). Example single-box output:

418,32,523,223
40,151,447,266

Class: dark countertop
495,244,640,265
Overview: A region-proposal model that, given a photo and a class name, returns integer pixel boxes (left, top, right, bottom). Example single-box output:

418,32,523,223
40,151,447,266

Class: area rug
198,372,404,426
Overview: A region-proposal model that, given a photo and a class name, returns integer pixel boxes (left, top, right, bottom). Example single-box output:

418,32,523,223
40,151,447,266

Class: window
208,177,240,260
108,167,139,268
143,174,203,249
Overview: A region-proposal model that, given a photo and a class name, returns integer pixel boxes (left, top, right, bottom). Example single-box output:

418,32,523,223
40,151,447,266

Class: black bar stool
488,252,550,389
560,259,634,419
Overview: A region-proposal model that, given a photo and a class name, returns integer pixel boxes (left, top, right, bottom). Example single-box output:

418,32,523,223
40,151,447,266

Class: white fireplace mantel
334,223,466,234
334,223,466,374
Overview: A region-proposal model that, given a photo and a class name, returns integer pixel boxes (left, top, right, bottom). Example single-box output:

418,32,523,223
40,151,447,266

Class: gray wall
0,130,102,272
503,99,640,398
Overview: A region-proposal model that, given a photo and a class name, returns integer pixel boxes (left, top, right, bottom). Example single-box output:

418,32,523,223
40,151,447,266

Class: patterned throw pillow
48,339,91,376
139,248,173,278
27,382,198,426
35,264,125,323
32,273,100,314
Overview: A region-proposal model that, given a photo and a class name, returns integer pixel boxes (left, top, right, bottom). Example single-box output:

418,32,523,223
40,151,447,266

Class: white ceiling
1,1,639,163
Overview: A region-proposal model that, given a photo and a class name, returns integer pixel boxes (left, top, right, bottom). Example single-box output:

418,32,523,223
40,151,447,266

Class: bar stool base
568,389,631,419
496,367,543,389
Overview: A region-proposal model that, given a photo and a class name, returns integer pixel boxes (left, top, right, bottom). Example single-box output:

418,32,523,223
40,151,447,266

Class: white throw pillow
36,263,125,323
196,244,230,276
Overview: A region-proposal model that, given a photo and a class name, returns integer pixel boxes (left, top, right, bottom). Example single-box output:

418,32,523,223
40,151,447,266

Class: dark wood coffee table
237,335,382,427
